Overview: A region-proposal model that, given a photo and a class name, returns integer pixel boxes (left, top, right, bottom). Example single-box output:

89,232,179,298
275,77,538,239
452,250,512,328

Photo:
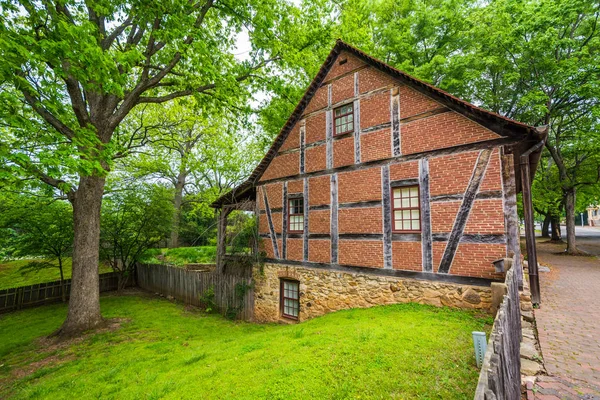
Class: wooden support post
520,141,544,305
501,150,523,289
216,207,231,274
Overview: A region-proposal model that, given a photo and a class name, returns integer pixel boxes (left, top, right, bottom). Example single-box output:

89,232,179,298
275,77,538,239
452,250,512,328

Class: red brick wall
401,112,500,155
333,136,355,168
338,168,382,203
308,176,330,206
332,73,354,105
263,239,275,259
305,86,328,114
480,149,502,192
324,51,366,82
429,152,478,196
259,213,269,234
432,242,505,280
338,240,383,268
305,112,326,144
338,207,382,234
309,239,331,263
392,242,422,271
260,152,299,182
280,125,300,152
389,161,419,181
360,129,392,162
264,183,283,209
271,212,282,235
358,67,397,94
309,209,330,234
399,85,441,118
288,179,303,194
431,201,461,233
360,91,390,129
465,199,505,234
287,238,303,262
305,144,327,173
430,199,504,234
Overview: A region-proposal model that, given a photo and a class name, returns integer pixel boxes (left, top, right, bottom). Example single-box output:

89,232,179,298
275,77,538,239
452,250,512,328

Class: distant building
588,205,600,226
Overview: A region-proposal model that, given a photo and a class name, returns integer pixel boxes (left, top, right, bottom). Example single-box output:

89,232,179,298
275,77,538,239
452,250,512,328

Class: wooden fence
474,260,522,400
0,272,121,313
136,263,254,321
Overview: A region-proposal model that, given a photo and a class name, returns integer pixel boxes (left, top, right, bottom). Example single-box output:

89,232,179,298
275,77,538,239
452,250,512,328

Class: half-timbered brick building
212,40,546,323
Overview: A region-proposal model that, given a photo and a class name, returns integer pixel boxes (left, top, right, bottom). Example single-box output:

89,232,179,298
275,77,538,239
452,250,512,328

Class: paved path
530,229,600,399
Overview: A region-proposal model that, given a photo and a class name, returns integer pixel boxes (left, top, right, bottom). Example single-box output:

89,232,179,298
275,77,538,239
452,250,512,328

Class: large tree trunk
541,214,551,238
60,175,105,336
550,215,561,241
564,188,578,253
169,172,187,248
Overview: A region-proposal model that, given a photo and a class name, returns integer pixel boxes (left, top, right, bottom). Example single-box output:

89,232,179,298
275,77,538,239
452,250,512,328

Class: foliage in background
100,185,174,289
140,246,217,266
0,195,74,299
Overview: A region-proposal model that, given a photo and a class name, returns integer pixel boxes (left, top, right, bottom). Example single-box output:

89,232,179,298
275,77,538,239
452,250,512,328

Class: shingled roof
212,40,543,208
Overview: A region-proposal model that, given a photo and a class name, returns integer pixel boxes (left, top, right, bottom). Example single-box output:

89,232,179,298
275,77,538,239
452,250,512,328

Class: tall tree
117,98,261,247
464,0,600,254
0,0,308,335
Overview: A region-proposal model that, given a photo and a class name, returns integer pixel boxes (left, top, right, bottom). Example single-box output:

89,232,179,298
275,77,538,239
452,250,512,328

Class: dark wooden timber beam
520,141,545,305
438,149,493,274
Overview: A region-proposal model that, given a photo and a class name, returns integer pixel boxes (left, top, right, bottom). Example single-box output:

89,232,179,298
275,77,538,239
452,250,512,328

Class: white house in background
587,205,599,226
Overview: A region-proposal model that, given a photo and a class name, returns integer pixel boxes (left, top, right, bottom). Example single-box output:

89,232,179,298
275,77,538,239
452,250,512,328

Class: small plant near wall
225,281,254,320
199,286,216,313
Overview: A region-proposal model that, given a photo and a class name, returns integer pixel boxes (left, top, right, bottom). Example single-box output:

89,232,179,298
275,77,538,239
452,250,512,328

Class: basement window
334,104,354,136
288,197,304,233
392,186,421,232
280,279,299,319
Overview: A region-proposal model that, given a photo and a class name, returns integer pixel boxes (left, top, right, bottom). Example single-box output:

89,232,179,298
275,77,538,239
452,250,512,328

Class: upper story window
392,186,421,232
334,104,354,136
288,197,304,233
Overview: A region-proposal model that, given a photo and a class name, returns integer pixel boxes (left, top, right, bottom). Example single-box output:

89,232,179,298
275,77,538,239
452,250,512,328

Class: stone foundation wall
253,263,492,323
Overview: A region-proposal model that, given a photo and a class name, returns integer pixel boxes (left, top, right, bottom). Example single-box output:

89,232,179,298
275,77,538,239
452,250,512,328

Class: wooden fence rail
474,260,522,400
136,263,254,321
0,272,121,314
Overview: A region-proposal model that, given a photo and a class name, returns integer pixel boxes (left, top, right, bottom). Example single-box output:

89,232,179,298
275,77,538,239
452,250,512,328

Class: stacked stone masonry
253,264,492,323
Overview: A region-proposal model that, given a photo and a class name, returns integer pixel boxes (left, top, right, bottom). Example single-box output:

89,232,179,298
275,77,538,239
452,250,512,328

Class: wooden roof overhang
212,40,546,209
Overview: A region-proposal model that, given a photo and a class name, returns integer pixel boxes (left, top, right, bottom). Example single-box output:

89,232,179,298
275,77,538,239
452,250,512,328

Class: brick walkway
530,236,600,399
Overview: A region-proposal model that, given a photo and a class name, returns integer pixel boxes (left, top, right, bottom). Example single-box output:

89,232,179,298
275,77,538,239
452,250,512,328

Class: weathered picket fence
136,263,254,321
0,272,121,313
474,260,522,399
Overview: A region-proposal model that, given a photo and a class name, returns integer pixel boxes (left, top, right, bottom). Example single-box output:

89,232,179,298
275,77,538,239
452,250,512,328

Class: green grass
140,246,217,266
0,259,112,290
0,294,492,399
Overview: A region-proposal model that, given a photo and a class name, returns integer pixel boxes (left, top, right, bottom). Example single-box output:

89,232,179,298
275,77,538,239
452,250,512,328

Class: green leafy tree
0,196,73,300
100,184,174,290
0,0,314,335
463,0,600,253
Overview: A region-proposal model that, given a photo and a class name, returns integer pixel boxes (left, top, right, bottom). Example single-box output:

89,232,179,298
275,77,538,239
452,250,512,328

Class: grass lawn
0,293,491,399
140,246,217,266
0,259,112,290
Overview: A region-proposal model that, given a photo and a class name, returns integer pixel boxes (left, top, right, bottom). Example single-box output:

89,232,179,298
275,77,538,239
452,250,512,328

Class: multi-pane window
334,104,354,136
392,186,421,232
281,279,299,319
288,198,304,233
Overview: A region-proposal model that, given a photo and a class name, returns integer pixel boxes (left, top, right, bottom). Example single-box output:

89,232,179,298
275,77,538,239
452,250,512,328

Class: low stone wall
253,263,492,323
